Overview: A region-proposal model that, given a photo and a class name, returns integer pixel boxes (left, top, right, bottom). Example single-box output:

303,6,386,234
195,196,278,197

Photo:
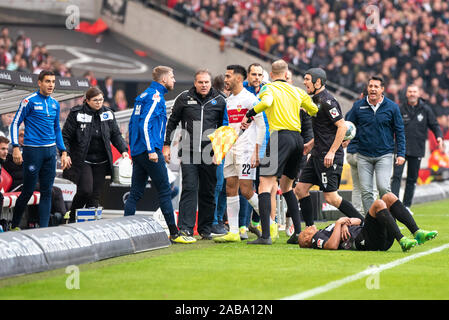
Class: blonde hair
271,59,288,76
152,66,173,82
298,230,314,248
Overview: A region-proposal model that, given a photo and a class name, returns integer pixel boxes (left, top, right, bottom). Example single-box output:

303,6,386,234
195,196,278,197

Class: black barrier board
113,216,170,253
23,227,96,270
0,216,170,279
0,232,48,278
63,220,135,261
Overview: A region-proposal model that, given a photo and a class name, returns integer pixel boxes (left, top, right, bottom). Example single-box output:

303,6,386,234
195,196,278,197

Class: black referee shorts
259,130,303,179
298,155,342,192
355,214,395,251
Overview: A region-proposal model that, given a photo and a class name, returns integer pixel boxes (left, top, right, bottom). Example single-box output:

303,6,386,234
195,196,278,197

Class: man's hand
240,116,251,130
250,150,260,168
324,150,335,168
162,145,171,164
336,217,351,226
395,156,405,166
341,224,350,241
341,140,350,148
60,151,71,170
437,137,444,151
12,147,23,165
148,152,158,163
303,139,314,155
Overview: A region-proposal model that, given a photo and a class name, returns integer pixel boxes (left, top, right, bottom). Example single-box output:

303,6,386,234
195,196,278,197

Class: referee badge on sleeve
329,107,340,118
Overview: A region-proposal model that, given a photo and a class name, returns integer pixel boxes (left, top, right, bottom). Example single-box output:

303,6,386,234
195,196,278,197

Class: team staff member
163,69,228,240
299,192,437,252
10,70,70,230
293,68,364,244
242,59,318,245
125,66,194,244
346,76,406,213
391,84,443,212
62,87,129,223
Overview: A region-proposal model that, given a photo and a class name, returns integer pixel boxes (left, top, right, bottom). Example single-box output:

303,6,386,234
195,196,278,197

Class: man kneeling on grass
298,192,437,252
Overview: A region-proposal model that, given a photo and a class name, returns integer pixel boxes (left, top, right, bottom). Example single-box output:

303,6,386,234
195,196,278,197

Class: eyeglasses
91,98,104,103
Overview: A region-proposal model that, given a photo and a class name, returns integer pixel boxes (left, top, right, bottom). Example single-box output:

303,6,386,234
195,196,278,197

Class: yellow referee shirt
254,80,318,133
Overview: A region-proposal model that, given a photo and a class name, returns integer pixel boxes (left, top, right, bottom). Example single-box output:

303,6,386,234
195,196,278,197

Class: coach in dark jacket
162,70,228,238
62,87,128,222
391,84,443,209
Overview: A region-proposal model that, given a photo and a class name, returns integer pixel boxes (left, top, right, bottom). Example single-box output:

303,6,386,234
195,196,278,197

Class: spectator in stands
346,76,406,214
3,128,67,227
114,89,128,111
101,76,116,109
62,87,129,223
0,112,14,139
83,71,98,87
9,70,70,230
163,69,228,240
391,84,444,213
0,136,9,209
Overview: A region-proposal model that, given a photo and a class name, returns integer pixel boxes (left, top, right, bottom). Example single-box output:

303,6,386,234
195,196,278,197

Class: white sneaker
285,217,294,237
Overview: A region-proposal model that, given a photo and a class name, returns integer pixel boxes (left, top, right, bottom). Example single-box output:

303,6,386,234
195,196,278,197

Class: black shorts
355,214,395,251
298,156,342,192
259,130,303,179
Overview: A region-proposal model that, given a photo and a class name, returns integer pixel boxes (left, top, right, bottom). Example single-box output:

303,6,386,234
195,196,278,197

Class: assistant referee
242,60,318,245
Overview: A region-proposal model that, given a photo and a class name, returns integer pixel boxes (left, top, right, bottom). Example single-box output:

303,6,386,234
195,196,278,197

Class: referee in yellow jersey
242,60,318,244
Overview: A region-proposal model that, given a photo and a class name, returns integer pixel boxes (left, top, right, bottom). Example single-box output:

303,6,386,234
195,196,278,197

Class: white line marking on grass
281,243,449,300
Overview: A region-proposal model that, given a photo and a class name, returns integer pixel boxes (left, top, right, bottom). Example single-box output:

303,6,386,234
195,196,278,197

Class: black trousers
391,155,421,208
69,161,108,221
178,162,217,235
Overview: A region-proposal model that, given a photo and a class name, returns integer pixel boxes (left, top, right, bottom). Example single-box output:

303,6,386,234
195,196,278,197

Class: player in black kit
290,68,364,244
298,192,437,252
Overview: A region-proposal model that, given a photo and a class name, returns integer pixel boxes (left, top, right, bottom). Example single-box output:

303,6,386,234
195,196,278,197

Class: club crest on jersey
152,92,161,102
329,107,340,118
417,113,423,122
237,105,242,112
211,99,217,105
317,239,324,248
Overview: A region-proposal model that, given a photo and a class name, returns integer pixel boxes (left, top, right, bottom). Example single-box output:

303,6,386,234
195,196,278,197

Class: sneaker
170,233,197,244
414,229,438,245
399,237,418,252
248,223,262,238
200,233,213,240
213,231,241,243
247,237,272,245
239,227,248,240
211,223,227,236
287,233,300,244
285,217,294,237
8,226,21,232
270,222,279,241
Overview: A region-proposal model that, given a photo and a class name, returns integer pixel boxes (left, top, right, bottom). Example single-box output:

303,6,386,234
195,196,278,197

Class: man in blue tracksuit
10,70,70,229
346,75,406,213
124,66,195,244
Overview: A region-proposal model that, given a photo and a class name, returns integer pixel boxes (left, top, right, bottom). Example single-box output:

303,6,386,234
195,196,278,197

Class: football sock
226,196,240,234
299,195,315,227
375,208,404,242
258,192,272,239
390,200,419,234
247,193,259,215
339,199,365,222
283,190,303,233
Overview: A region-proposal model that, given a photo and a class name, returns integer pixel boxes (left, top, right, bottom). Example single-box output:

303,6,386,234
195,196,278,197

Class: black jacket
62,103,128,183
400,98,442,157
164,86,227,156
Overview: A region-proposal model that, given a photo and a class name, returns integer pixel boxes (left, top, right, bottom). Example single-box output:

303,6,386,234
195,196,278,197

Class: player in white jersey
214,65,266,243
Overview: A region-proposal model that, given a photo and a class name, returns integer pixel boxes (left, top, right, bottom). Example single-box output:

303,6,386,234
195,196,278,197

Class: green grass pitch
1,198,448,300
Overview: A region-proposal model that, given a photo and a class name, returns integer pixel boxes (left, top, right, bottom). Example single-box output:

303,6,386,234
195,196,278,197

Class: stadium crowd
167,0,449,116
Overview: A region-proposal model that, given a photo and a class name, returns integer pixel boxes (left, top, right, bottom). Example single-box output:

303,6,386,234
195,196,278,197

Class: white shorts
223,148,256,180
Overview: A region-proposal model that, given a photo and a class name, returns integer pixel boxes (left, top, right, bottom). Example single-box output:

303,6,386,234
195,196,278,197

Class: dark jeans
124,150,177,235
178,162,217,235
69,161,108,221
391,155,421,208
12,146,56,228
